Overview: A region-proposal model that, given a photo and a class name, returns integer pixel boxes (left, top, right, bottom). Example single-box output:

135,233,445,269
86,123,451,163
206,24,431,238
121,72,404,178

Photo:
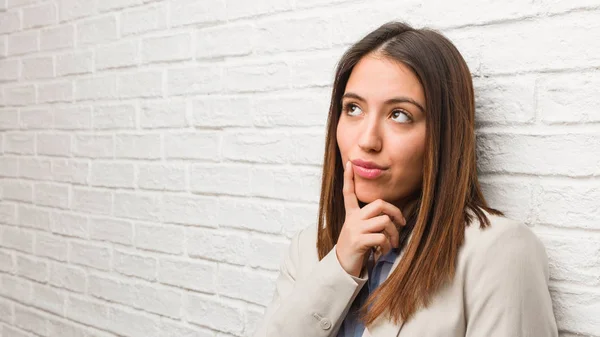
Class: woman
253,21,558,337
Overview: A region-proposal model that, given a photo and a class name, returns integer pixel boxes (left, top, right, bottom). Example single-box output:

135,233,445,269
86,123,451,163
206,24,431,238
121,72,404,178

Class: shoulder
461,208,550,283
284,224,321,276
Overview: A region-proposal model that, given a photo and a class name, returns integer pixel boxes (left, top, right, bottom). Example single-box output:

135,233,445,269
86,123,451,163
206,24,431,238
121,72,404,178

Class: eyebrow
341,92,425,113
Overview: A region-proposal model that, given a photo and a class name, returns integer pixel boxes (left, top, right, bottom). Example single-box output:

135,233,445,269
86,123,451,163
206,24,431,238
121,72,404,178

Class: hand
335,161,407,277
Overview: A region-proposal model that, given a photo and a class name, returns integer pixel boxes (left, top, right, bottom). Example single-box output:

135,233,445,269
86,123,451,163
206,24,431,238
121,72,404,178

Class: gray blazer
253,208,559,337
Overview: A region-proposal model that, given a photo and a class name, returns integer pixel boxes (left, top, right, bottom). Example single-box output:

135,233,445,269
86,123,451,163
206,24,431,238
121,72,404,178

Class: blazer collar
363,229,415,337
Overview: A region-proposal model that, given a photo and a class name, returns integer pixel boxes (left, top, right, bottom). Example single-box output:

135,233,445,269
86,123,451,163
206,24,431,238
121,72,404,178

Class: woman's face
336,54,427,210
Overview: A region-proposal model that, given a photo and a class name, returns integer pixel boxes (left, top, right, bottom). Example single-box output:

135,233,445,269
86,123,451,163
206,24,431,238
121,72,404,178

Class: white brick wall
0,0,599,336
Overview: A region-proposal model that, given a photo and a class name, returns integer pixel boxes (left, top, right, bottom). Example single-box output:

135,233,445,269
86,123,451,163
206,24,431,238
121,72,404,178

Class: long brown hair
316,21,504,325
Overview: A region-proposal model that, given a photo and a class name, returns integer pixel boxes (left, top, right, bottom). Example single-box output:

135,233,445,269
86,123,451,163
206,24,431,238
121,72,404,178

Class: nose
357,114,382,153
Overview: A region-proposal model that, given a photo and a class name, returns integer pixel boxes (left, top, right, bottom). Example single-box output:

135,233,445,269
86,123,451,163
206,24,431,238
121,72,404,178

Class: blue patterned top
336,247,400,337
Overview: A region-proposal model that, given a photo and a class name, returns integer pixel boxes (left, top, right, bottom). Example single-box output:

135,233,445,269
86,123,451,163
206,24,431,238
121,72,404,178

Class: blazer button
320,318,332,330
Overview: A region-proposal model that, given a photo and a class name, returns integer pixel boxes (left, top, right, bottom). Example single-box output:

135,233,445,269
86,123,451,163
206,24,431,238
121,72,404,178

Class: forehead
344,55,425,106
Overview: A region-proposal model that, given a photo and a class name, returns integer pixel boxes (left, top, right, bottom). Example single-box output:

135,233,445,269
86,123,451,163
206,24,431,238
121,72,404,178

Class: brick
190,163,250,195
96,40,139,70
142,33,192,63
250,166,321,202
89,217,132,245
135,222,184,254
35,233,68,261
137,163,187,191
477,133,600,176
0,108,19,129
478,12,600,73
162,194,217,227
121,3,167,36
49,262,86,293
140,99,187,129
37,133,72,157
167,66,222,96
2,226,34,253
255,17,330,54
75,75,118,100
0,274,32,303
51,158,89,184
170,0,225,27
31,284,65,315
77,15,117,46
49,211,88,238
20,157,52,180
53,106,92,131
4,132,35,155
7,30,38,56
188,228,248,265
18,204,50,230
532,181,600,231
108,306,160,337
40,24,75,51
35,182,69,209
0,297,13,323
93,103,136,129
69,241,111,271
66,296,110,329
218,264,276,305
473,75,536,124
0,59,19,82
73,134,114,158
223,130,290,163
192,95,253,128
0,250,14,273
158,258,215,292
58,0,96,21
540,233,600,286
550,287,600,335
248,236,288,271
289,53,339,88
226,0,292,19
47,318,85,337
537,71,600,124
217,198,283,234
72,188,112,216
56,51,93,76
20,108,53,129
90,162,135,188
114,250,156,281
17,255,49,282
4,84,35,106
0,10,19,34
117,70,163,98
224,62,289,92
164,131,220,160
184,294,243,334
22,2,57,29
115,133,161,159
114,191,161,221
97,0,143,12
38,81,73,103
196,23,253,59
0,203,17,225
15,306,48,336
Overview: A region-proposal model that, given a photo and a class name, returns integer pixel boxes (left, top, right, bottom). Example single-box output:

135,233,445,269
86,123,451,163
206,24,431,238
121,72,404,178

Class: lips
350,159,387,179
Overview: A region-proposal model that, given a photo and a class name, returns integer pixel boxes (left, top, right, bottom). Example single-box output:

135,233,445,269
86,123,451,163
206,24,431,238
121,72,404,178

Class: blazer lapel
362,230,415,337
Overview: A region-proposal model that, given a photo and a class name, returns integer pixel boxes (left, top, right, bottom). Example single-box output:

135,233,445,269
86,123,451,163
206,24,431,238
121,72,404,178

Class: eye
342,103,362,116
390,109,412,123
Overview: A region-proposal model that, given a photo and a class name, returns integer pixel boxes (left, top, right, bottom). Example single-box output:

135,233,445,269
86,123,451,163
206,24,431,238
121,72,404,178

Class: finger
342,161,359,212
362,233,391,254
360,199,407,226
362,215,400,248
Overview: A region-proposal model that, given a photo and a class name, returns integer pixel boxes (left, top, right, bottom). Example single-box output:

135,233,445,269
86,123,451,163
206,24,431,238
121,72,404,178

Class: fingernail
346,161,350,171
